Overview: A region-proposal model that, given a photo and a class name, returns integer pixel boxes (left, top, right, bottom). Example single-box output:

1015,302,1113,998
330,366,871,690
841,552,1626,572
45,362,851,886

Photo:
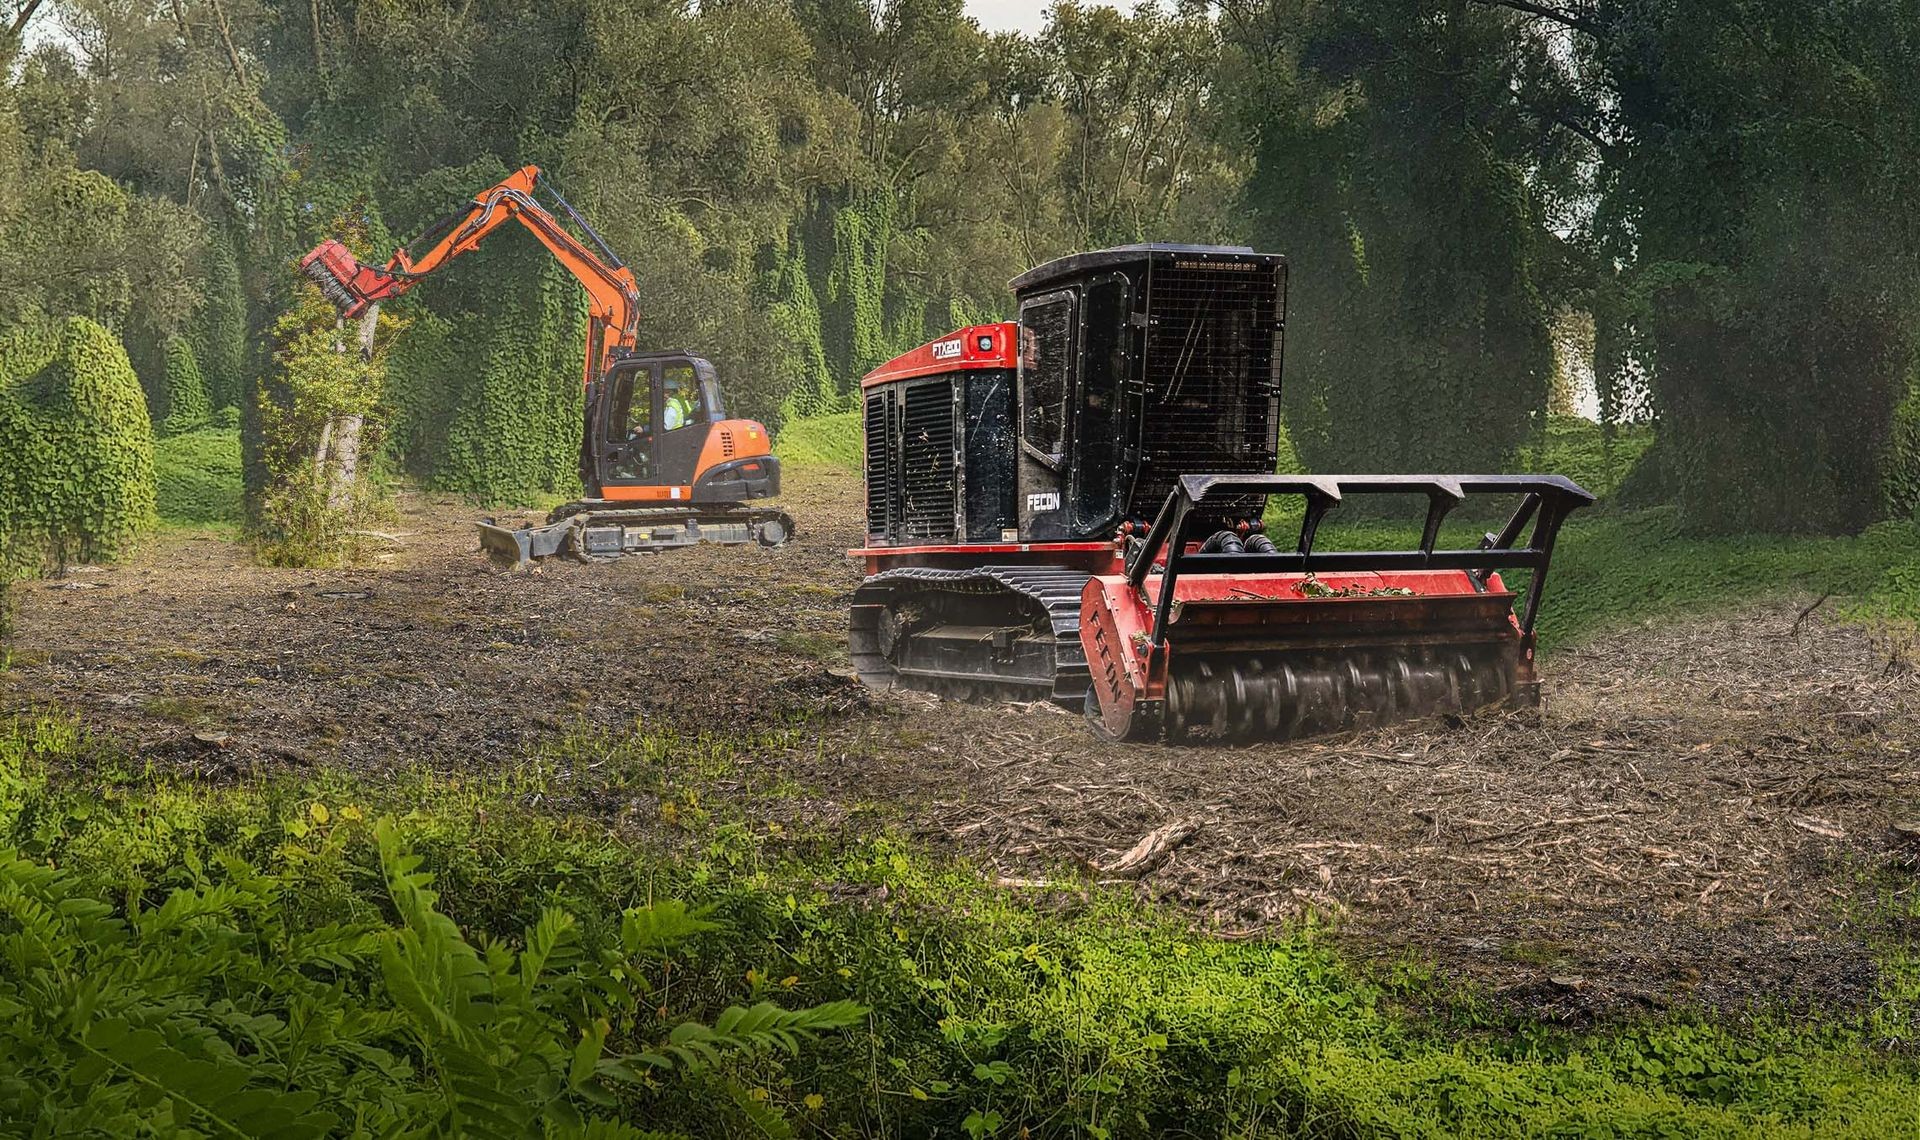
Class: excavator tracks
479,504,794,568
849,567,1093,704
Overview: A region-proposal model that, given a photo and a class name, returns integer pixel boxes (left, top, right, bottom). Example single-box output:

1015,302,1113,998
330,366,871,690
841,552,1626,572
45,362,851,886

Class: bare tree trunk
309,0,325,73
326,415,362,510
313,418,334,473
7,0,44,41
320,304,378,510
207,0,248,83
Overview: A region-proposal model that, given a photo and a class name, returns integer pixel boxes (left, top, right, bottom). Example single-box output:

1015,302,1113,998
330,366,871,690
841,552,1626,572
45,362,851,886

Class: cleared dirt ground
5,464,1918,1022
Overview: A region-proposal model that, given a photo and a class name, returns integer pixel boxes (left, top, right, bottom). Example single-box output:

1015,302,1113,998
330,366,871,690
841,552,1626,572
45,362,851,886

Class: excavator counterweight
299,166,792,564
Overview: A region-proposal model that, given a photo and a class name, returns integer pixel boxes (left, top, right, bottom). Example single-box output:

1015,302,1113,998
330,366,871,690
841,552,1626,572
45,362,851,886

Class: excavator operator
662,364,698,432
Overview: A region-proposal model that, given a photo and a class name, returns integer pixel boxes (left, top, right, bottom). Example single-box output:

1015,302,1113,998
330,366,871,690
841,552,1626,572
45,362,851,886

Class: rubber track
849,565,1094,703
549,503,794,530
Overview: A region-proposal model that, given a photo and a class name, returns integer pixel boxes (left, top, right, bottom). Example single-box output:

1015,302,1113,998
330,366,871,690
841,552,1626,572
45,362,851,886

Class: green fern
638,1001,869,1073
370,819,865,1138
0,811,866,1138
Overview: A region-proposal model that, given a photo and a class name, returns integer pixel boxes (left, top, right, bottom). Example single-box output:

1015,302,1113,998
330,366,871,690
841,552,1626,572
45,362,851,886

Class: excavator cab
588,351,776,503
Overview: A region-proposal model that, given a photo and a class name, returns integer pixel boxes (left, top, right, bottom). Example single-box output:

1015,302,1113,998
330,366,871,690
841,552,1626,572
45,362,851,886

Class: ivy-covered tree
0,316,156,569
1223,0,1567,475
253,283,391,566
1584,0,1920,532
160,337,211,436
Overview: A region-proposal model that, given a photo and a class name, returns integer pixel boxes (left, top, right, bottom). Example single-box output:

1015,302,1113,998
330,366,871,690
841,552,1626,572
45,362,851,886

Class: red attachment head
298,239,407,319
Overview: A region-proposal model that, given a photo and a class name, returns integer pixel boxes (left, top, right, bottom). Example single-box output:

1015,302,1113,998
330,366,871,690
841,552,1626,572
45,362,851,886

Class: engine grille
900,382,958,540
1131,262,1284,522
864,392,893,538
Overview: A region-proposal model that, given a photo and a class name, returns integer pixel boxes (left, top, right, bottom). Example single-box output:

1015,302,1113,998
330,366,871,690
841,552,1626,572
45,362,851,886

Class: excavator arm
299,166,640,387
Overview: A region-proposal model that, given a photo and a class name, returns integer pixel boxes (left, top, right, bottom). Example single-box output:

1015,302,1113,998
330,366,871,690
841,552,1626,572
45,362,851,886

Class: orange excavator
299,165,792,565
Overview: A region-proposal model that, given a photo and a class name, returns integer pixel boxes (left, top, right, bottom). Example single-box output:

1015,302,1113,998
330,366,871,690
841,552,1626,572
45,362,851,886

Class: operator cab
588,351,776,503
861,244,1287,548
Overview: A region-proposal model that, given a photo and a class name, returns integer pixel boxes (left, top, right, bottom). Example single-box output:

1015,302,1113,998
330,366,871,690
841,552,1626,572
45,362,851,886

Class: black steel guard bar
1125,474,1595,648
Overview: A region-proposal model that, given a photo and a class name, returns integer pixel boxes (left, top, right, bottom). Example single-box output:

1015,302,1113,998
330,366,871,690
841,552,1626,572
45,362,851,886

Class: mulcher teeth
301,258,357,312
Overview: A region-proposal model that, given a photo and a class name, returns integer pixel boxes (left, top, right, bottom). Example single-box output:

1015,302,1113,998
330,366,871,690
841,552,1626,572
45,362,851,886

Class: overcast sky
965,0,1051,36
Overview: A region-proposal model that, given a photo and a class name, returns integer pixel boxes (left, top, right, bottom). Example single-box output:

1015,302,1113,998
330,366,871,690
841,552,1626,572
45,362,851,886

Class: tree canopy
0,0,1915,537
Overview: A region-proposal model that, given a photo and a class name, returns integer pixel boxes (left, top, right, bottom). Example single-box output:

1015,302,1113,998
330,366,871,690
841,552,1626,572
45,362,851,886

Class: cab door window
1018,290,1075,466
605,364,655,481
1071,273,1130,530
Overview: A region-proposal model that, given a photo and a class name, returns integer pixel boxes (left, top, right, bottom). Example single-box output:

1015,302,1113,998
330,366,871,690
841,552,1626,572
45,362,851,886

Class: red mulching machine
848,244,1593,742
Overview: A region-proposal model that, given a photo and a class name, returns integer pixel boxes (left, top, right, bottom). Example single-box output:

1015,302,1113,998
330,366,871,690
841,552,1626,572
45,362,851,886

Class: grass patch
154,425,243,525
5,711,1920,1137
777,411,863,472
1536,509,1920,646
1254,507,1920,649
776,628,844,661
137,694,209,725
1512,417,1656,502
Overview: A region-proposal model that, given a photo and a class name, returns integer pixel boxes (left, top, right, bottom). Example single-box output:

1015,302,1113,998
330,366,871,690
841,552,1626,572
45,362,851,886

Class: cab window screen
662,363,701,429
1020,296,1074,462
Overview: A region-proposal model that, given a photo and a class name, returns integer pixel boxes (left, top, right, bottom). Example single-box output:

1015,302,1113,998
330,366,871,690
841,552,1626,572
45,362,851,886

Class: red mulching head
298,240,404,319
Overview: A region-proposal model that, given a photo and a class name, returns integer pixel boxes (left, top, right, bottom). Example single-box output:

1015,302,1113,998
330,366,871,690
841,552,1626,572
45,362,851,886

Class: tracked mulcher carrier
849,244,1593,742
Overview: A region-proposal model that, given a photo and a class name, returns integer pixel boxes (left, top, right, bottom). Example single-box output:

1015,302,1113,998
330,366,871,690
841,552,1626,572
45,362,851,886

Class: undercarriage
478,502,794,568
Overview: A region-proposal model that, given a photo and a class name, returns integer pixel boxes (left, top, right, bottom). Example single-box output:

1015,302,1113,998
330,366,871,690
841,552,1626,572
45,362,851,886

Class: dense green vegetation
775,410,865,473
1,0,1918,561
0,317,155,572
0,1,1916,1127
158,338,211,437
155,426,243,526
4,712,1919,1138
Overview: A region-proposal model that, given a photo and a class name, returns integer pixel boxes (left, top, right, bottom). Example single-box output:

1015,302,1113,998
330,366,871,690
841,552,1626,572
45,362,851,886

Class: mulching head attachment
1080,474,1594,742
298,239,407,319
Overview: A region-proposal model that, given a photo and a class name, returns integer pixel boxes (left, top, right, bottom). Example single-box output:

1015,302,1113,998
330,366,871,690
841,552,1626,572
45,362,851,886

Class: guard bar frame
1124,474,1596,648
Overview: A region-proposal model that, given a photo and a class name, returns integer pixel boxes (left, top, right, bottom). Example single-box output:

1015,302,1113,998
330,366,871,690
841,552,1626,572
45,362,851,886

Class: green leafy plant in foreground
3,715,1920,1138
0,808,863,1138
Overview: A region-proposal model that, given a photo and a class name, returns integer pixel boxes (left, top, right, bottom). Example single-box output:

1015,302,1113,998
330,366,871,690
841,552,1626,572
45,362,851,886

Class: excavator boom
298,166,639,389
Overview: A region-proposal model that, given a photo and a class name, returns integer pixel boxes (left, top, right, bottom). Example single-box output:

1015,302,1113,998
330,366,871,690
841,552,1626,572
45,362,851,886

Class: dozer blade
1080,474,1593,743
478,517,575,569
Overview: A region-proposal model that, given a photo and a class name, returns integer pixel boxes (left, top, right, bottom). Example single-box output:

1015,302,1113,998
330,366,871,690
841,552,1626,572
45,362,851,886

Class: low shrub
159,337,211,435
0,316,156,572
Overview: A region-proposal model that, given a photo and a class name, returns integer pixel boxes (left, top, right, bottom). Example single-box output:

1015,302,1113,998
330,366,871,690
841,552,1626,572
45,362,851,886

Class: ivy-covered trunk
253,287,390,567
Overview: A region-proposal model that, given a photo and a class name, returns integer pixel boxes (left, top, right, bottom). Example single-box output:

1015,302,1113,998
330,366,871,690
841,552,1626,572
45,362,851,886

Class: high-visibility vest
664,394,692,431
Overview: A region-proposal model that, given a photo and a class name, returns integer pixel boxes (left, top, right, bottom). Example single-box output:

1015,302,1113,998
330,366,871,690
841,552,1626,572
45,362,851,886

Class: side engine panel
863,366,1016,546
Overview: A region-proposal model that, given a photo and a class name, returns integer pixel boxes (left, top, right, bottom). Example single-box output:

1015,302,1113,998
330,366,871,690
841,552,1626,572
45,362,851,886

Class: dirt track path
5,465,1918,1021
